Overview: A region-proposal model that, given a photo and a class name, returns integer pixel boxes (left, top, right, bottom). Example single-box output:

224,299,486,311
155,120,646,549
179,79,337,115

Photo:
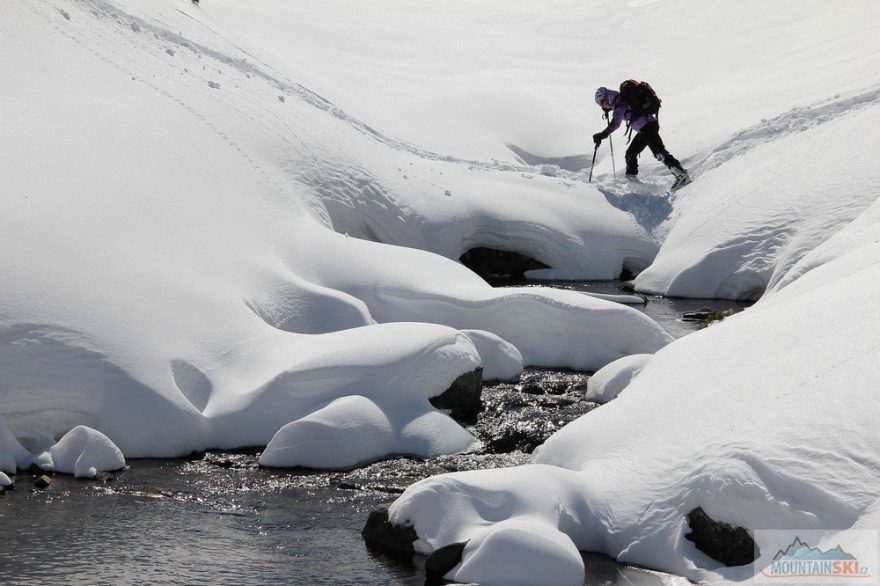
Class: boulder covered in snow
461,330,523,382
45,426,126,479
584,353,652,403
259,391,479,469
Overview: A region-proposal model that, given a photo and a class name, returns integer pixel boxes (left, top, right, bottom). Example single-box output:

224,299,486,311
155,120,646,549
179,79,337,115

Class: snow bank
0,471,11,487
635,91,880,299
769,190,880,294
391,236,880,583
0,0,671,465
461,330,523,382
584,353,652,404
43,426,126,479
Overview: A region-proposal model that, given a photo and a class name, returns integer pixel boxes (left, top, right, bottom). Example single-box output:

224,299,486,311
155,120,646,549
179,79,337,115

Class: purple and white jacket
601,90,655,134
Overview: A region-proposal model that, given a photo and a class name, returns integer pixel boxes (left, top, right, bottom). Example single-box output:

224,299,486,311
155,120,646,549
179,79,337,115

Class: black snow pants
624,121,683,176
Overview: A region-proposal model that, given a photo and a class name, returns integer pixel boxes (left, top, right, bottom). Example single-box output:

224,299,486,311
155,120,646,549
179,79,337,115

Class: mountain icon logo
773,537,857,562
760,534,872,581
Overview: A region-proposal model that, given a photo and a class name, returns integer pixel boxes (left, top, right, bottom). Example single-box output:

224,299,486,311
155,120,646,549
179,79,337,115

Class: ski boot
670,167,692,192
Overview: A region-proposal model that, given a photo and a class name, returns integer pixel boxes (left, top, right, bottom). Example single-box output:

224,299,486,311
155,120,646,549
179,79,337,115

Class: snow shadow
597,186,673,235
507,144,591,172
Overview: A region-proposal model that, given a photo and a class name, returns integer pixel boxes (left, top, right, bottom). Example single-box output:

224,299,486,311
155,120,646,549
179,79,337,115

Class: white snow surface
0,418,31,474
583,353,652,404
41,425,127,479
0,0,671,465
634,89,880,299
461,330,523,382
4,0,880,584
0,471,11,488
393,237,880,583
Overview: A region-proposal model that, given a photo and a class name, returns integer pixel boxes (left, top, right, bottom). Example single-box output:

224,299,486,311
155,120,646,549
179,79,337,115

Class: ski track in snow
56,0,538,177
20,0,879,320
38,0,880,247
684,83,880,180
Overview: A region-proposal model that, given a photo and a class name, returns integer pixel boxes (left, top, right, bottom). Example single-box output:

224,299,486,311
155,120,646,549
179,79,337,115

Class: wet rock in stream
362,508,418,559
429,368,484,424
358,368,600,574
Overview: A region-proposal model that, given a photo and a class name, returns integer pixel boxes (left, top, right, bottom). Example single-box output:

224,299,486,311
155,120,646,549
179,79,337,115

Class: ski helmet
594,87,609,106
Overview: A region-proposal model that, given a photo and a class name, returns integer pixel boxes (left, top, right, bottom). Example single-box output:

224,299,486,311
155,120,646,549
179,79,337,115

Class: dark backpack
619,79,661,120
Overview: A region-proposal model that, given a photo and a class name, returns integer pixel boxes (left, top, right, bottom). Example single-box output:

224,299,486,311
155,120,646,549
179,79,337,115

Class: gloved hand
592,131,607,147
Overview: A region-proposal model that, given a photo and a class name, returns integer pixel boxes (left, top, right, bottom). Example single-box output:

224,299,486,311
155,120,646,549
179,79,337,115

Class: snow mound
390,464,589,585
259,393,478,469
260,396,395,469
457,521,585,586
460,330,523,382
45,426,126,479
584,353,652,403
0,471,11,487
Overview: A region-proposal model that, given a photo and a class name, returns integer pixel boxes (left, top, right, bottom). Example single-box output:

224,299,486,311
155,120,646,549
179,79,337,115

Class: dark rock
685,507,759,567
362,508,418,559
518,381,544,395
34,475,53,489
682,307,714,320
459,247,550,284
0,486,6,496
683,307,736,323
618,267,637,281
618,280,636,292
425,541,468,584
430,368,483,425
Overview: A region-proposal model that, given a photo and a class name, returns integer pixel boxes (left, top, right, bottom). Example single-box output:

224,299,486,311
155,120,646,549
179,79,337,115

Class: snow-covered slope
3,0,880,583
0,0,670,464
393,228,880,584
635,88,880,299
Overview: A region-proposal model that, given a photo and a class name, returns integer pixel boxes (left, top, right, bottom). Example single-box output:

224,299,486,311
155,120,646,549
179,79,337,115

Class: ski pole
588,144,599,183
604,110,616,178
609,134,616,178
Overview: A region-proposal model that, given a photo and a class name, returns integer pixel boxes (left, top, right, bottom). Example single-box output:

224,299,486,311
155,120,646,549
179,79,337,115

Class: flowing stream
0,283,749,585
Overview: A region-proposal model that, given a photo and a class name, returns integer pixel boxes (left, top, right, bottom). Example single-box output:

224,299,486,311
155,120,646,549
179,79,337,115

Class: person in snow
592,86,691,190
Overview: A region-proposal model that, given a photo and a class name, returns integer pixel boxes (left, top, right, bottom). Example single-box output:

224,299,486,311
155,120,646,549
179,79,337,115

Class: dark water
2,456,422,585
532,280,752,339
0,456,671,584
1,283,741,585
